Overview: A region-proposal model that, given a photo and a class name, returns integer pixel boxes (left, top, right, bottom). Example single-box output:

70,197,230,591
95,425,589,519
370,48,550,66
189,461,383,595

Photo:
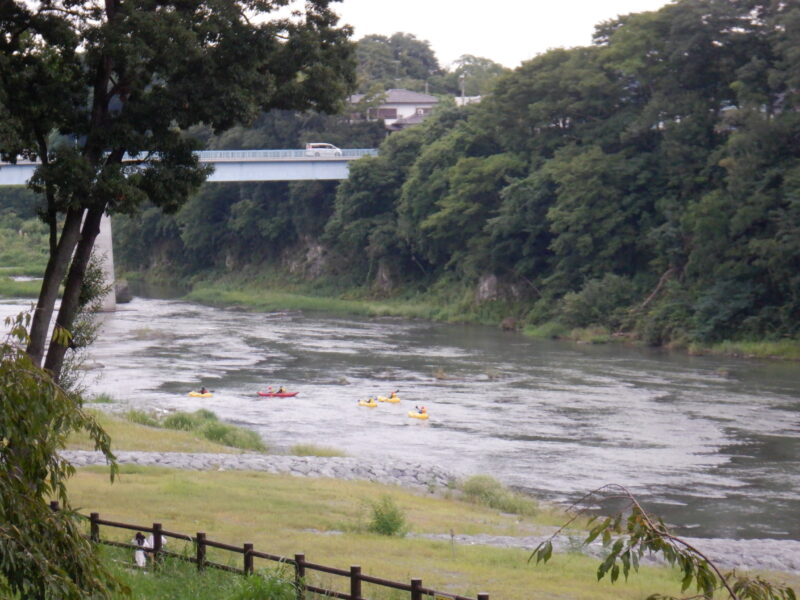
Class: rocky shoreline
65,450,800,576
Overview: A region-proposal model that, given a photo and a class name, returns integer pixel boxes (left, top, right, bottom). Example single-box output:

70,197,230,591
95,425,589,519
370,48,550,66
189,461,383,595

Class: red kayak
257,391,299,398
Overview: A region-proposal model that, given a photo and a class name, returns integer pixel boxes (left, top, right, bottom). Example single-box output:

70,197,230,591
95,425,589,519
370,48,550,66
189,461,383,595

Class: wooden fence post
196,532,206,571
152,523,163,563
90,513,100,542
477,593,489,600
350,566,362,600
411,578,423,600
244,543,254,575
294,553,306,600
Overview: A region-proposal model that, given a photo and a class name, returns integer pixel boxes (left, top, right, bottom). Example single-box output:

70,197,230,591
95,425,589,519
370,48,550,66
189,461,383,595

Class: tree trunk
43,206,105,381
26,208,85,367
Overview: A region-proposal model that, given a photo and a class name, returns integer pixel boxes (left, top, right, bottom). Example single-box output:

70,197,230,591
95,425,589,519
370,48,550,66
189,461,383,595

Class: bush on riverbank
367,495,408,537
290,444,346,457
121,409,266,452
459,475,538,517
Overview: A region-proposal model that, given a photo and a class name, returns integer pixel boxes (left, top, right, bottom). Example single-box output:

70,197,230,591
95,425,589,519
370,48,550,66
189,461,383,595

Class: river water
2,297,799,545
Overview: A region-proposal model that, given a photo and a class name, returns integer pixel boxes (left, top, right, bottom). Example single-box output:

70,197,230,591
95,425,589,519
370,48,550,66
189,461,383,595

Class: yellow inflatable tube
378,395,400,403
408,411,429,420
188,392,213,398
358,399,378,407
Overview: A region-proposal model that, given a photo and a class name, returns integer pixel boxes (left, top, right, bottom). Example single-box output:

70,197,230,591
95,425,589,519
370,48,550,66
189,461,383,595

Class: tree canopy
111,0,799,347
0,0,356,380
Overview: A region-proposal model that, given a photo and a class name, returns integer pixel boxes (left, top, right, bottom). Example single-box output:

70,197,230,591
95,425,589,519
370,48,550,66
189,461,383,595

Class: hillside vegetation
106,0,799,352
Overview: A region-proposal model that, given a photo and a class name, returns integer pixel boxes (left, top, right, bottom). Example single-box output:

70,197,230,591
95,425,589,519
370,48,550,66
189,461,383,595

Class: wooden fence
50,502,489,600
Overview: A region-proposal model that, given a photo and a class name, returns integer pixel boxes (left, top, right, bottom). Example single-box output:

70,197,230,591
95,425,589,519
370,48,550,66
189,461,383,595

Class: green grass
100,546,297,600
0,276,43,298
459,475,539,516
186,284,439,320
700,339,800,361
289,444,347,457
67,467,692,600
110,408,267,452
65,412,798,600
523,320,569,339
68,410,243,454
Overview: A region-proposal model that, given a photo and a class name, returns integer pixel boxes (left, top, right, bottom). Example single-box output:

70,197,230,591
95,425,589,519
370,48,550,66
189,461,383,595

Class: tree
354,32,440,91
436,54,509,97
531,484,797,600
0,313,120,599
0,0,355,381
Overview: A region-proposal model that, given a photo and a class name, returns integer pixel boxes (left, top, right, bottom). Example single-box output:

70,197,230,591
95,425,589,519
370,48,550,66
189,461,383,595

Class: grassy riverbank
65,411,799,600
179,272,800,361
65,411,683,600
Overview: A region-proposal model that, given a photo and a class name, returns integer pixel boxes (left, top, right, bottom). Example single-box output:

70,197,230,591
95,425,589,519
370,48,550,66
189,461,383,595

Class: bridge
0,148,378,185
0,148,378,310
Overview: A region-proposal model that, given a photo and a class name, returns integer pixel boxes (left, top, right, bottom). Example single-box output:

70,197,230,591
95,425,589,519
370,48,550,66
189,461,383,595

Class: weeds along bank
121,266,800,362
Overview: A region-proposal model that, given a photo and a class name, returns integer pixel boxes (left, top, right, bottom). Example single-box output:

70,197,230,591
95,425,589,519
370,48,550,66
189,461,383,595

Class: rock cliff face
475,274,526,303
283,237,328,279
373,261,395,295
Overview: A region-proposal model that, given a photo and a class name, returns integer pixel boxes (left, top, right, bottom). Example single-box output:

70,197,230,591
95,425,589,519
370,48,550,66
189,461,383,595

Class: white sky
332,0,674,69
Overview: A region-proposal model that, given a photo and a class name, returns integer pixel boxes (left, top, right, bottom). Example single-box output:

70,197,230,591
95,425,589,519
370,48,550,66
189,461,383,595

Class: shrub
90,393,115,404
290,444,346,457
367,495,408,537
123,409,161,428
163,411,204,431
199,421,266,452
460,475,538,516
561,274,637,330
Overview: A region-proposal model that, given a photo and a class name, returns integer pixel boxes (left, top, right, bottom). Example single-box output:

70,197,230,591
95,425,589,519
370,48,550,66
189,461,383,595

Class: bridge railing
0,149,378,167
197,149,378,161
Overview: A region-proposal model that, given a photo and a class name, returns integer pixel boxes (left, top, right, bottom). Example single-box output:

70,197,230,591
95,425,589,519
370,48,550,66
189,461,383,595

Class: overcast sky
332,0,674,69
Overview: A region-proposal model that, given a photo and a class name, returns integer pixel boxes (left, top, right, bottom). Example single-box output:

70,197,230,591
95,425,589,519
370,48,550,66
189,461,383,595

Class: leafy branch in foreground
529,484,796,600
1,312,121,599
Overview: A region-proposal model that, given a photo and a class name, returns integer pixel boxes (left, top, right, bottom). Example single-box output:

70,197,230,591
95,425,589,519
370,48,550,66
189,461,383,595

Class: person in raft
199,386,208,394
278,386,286,393
415,405,427,415
389,390,399,399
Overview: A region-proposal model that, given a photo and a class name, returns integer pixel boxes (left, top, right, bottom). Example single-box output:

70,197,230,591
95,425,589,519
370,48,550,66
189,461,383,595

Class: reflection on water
2,297,799,541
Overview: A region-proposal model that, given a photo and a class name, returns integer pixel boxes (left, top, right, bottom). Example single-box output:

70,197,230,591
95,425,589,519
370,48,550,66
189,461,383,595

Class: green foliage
103,1,800,348
91,394,116,404
531,485,797,600
367,495,408,537
124,409,264,451
228,569,297,600
0,312,120,599
289,444,346,457
459,475,538,516
199,421,266,452
103,546,296,600
124,409,162,428
561,274,638,330
162,412,205,431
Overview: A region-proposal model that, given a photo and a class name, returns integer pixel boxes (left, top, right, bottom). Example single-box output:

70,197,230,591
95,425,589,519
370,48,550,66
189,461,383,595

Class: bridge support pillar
95,214,116,311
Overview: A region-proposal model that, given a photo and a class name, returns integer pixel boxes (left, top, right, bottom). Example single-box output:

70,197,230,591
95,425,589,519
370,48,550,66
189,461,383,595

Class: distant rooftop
349,88,439,104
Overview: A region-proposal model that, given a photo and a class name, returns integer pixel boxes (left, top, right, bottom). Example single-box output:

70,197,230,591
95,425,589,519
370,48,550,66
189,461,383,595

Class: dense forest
71,1,800,345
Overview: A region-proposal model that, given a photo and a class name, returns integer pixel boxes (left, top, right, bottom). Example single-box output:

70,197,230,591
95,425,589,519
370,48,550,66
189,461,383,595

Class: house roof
349,88,439,105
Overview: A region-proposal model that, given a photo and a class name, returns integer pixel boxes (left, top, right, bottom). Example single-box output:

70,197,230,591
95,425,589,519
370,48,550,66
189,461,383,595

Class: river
2,296,799,546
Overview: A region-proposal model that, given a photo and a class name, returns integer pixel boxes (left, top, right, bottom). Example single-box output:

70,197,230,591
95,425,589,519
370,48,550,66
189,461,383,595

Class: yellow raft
408,411,429,420
188,391,213,398
378,395,400,403
358,399,378,407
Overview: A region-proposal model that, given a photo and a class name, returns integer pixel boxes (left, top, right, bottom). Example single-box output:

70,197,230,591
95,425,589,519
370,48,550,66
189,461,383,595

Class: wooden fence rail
50,502,488,600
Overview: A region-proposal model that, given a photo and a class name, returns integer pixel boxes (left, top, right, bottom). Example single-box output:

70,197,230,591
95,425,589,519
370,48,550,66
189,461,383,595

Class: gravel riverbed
64,450,800,576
